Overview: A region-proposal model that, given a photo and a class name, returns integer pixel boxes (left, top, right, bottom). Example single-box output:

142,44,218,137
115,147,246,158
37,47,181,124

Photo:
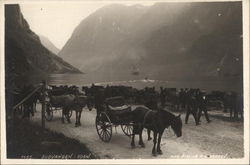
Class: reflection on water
48,73,242,92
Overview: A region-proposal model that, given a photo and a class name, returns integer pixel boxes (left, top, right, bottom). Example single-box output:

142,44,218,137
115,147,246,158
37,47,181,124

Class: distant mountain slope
39,35,60,54
5,4,81,87
59,2,242,82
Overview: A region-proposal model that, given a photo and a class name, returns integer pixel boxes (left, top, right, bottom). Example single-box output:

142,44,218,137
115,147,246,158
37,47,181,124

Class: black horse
142,89,159,141
130,107,182,156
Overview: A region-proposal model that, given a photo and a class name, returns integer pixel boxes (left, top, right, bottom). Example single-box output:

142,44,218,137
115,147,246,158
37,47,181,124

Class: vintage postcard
0,0,249,164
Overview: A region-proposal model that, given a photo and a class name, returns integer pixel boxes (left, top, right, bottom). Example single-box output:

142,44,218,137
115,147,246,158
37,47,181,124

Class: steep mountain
59,2,243,82
5,4,81,88
39,35,60,54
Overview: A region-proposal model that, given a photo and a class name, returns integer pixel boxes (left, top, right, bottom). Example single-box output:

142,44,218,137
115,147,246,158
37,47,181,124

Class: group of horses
11,83,243,156
83,84,243,119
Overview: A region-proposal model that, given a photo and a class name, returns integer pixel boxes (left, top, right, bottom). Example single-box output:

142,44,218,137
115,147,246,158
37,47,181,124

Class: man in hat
185,89,199,125
197,89,211,124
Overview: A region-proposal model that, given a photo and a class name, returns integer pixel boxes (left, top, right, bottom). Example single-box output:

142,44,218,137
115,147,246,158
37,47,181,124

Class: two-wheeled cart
95,96,133,142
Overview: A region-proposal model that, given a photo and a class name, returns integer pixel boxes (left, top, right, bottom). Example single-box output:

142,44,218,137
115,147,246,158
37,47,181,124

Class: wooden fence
12,80,47,130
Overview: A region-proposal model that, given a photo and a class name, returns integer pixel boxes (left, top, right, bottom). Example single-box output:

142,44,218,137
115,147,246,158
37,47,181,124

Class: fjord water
48,73,242,93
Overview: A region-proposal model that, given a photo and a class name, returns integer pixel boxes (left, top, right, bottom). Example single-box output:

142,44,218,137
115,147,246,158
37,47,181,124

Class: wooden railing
12,81,47,130
12,85,42,110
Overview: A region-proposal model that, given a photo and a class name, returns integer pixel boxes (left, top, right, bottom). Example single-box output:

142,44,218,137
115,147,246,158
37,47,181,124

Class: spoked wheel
96,112,112,142
45,105,53,121
121,124,133,137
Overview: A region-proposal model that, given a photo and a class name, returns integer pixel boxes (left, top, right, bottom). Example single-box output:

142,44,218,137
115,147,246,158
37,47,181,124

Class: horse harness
143,109,152,126
142,109,158,131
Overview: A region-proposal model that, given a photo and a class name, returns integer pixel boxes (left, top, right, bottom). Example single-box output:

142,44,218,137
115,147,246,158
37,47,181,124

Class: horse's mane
158,108,176,119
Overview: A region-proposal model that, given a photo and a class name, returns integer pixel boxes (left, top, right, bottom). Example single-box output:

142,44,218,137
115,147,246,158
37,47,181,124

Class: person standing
179,88,185,110
160,87,166,108
185,89,199,125
197,89,211,124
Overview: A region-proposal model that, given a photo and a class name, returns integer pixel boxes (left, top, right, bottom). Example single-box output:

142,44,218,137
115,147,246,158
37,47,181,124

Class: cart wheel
96,112,112,142
121,124,133,136
68,110,73,118
45,105,53,121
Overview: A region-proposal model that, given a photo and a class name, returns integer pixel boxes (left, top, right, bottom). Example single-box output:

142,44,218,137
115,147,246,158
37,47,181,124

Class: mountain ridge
5,4,81,88
59,2,243,82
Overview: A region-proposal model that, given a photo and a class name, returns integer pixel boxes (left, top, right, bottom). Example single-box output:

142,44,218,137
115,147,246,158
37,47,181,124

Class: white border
0,0,249,164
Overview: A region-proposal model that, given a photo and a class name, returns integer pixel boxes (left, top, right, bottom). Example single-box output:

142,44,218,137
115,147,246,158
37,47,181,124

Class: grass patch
6,118,99,159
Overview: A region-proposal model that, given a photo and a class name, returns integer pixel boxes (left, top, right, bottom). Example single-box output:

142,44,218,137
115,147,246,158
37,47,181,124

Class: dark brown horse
142,89,159,141
130,107,182,156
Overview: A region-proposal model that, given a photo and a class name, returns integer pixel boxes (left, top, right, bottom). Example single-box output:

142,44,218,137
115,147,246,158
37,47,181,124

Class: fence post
41,80,47,131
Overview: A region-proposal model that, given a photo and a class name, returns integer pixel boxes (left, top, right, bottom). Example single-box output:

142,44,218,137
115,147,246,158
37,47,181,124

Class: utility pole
41,80,47,131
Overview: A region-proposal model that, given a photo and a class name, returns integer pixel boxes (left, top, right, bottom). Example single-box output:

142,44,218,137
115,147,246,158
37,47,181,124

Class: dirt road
31,104,243,159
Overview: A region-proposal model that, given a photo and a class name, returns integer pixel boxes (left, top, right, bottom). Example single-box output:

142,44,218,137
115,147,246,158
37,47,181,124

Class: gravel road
31,104,243,159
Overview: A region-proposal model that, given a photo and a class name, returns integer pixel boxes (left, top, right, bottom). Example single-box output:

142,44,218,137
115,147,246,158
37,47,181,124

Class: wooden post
41,80,46,130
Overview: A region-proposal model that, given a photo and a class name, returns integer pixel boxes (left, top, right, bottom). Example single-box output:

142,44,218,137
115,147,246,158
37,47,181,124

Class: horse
86,85,106,115
47,94,94,127
130,106,182,156
66,95,94,127
49,85,79,96
142,90,159,141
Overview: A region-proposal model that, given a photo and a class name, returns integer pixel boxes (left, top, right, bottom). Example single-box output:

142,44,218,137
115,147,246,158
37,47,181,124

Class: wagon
45,103,73,121
95,96,133,142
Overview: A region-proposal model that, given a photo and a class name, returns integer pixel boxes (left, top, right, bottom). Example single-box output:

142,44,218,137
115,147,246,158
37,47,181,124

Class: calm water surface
48,73,242,93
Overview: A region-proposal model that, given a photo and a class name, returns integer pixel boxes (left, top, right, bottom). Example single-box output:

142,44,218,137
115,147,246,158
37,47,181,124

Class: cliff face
5,4,81,88
59,2,242,82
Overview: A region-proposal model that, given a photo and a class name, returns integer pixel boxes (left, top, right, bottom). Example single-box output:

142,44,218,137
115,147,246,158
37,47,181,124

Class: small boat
131,65,139,75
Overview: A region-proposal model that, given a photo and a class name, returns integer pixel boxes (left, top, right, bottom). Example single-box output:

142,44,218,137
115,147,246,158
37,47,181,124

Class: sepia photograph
0,0,249,164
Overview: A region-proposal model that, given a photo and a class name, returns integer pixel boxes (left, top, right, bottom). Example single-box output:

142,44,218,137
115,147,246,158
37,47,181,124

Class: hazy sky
20,1,155,49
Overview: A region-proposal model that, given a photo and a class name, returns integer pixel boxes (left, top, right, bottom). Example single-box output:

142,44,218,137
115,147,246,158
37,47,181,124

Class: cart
95,96,134,142
45,103,73,121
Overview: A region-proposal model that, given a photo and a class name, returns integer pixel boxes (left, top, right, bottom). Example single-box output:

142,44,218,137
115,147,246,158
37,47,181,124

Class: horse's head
170,114,182,137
